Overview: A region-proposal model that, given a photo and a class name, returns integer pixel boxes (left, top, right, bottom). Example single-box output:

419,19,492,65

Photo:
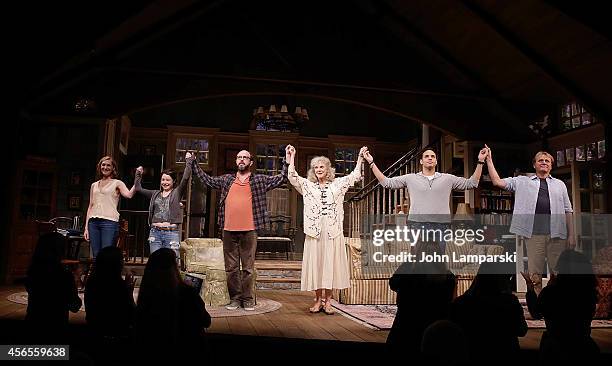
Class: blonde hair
307,156,336,183
533,151,554,165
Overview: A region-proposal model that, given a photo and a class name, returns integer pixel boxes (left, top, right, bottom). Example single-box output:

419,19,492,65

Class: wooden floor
1,285,611,352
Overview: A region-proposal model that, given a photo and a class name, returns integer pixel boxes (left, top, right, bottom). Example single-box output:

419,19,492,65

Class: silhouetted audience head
465,262,513,296
554,249,597,290
421,320,468,366
92,246,124,280
138,248,181,307
27,232,64,277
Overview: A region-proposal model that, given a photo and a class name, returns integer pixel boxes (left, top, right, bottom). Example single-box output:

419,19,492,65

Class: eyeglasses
236,156,251,160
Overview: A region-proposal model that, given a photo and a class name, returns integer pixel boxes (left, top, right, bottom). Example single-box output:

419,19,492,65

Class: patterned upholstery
337,238,399,304
593,246,612,319
180,238,230,306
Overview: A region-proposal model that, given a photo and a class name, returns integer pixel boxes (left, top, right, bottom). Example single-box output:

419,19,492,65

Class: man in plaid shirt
191,147,289,311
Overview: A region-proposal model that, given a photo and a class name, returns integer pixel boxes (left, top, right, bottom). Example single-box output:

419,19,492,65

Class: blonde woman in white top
84,156,136,257
286,145,365,314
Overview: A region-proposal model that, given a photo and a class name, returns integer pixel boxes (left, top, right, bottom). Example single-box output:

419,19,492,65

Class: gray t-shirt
381,172,479,223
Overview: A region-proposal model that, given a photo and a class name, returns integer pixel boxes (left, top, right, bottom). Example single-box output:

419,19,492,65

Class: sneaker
225,300,240,310
243,300,256,311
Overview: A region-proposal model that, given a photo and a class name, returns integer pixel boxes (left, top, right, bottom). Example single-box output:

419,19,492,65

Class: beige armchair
181,237,258,306
180,238,230,307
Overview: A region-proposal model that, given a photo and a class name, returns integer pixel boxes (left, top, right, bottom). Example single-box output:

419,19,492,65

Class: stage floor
1,285,611,352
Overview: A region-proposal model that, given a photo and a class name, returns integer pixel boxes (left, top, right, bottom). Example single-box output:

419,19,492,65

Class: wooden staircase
346,140,440,237
255,260,302,290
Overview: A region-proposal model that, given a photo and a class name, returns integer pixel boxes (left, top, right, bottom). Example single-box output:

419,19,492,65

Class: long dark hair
465,262,513,296
27,232,64,280
135,249,180,341
89,246,124,283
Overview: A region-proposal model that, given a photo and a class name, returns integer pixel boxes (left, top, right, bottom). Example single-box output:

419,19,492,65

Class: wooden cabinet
7,159,57,283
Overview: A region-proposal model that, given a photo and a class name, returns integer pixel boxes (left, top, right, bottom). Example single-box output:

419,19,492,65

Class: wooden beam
362,0,531,138
461,0,611,121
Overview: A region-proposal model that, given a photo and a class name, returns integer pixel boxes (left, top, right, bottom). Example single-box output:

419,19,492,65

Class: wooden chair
37,217,87,290
257,214,296,260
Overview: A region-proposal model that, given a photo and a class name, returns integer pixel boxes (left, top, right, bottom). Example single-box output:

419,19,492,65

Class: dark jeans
88,218,119,258
222,230,257,303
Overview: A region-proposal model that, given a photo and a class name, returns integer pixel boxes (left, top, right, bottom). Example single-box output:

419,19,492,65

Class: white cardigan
288,163,362,239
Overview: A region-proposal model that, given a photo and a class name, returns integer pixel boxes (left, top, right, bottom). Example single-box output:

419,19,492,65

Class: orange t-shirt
224,176,255,231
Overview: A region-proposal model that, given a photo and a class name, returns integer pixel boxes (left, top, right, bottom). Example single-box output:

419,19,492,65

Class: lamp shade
454,203,474,221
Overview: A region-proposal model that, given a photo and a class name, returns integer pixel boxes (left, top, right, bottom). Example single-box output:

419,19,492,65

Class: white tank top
90,179,121,222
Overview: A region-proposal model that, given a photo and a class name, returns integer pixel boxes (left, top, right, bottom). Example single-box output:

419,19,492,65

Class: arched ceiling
17,0,612,142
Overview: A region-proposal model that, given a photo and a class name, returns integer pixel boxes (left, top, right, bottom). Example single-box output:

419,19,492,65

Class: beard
237,164,248,172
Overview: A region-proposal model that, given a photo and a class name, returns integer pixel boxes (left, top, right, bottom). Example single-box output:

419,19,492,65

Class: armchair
180,238,230,306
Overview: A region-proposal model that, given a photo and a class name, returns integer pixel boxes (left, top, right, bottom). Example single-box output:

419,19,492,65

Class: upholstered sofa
335,237,409,304
335,236,505,304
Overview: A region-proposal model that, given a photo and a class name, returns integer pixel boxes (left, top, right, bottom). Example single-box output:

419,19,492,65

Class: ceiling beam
363,0,532,136
461,0,610,121
544,0,611,41
26,0,214,111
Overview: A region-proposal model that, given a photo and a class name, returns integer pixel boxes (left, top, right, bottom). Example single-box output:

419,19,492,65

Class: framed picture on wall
69,171,81,187
453,141,465,158
68,194,81,210
556,151,565,167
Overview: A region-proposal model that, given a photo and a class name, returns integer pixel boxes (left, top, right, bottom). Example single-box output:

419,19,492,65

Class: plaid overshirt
191,159,288,236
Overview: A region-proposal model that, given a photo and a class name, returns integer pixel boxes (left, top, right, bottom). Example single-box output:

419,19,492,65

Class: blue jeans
148,227,180,258
88,218,119,258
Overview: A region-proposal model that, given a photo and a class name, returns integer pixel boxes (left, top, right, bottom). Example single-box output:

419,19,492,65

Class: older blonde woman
286,145,365,314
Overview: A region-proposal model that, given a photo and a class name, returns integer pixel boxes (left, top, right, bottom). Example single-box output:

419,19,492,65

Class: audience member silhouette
134,248,211,362
387,241,456,357
421,320,468,366
524,249,600,364
84,246,136,358
25,232,82,343
450,262,527,365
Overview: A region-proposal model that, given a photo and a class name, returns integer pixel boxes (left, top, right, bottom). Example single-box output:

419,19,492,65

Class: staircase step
257,276,301,283
256,275,302,290
255,260,302,270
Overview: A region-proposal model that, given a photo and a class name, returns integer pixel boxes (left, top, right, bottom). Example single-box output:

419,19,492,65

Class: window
175,137,209,165
255,143,287,176
334,147,358,177
560,102,598,131
334,147,363,188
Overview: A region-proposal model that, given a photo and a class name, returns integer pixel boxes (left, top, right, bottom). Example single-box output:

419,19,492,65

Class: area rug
6,291,281,318
330,299,612,331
